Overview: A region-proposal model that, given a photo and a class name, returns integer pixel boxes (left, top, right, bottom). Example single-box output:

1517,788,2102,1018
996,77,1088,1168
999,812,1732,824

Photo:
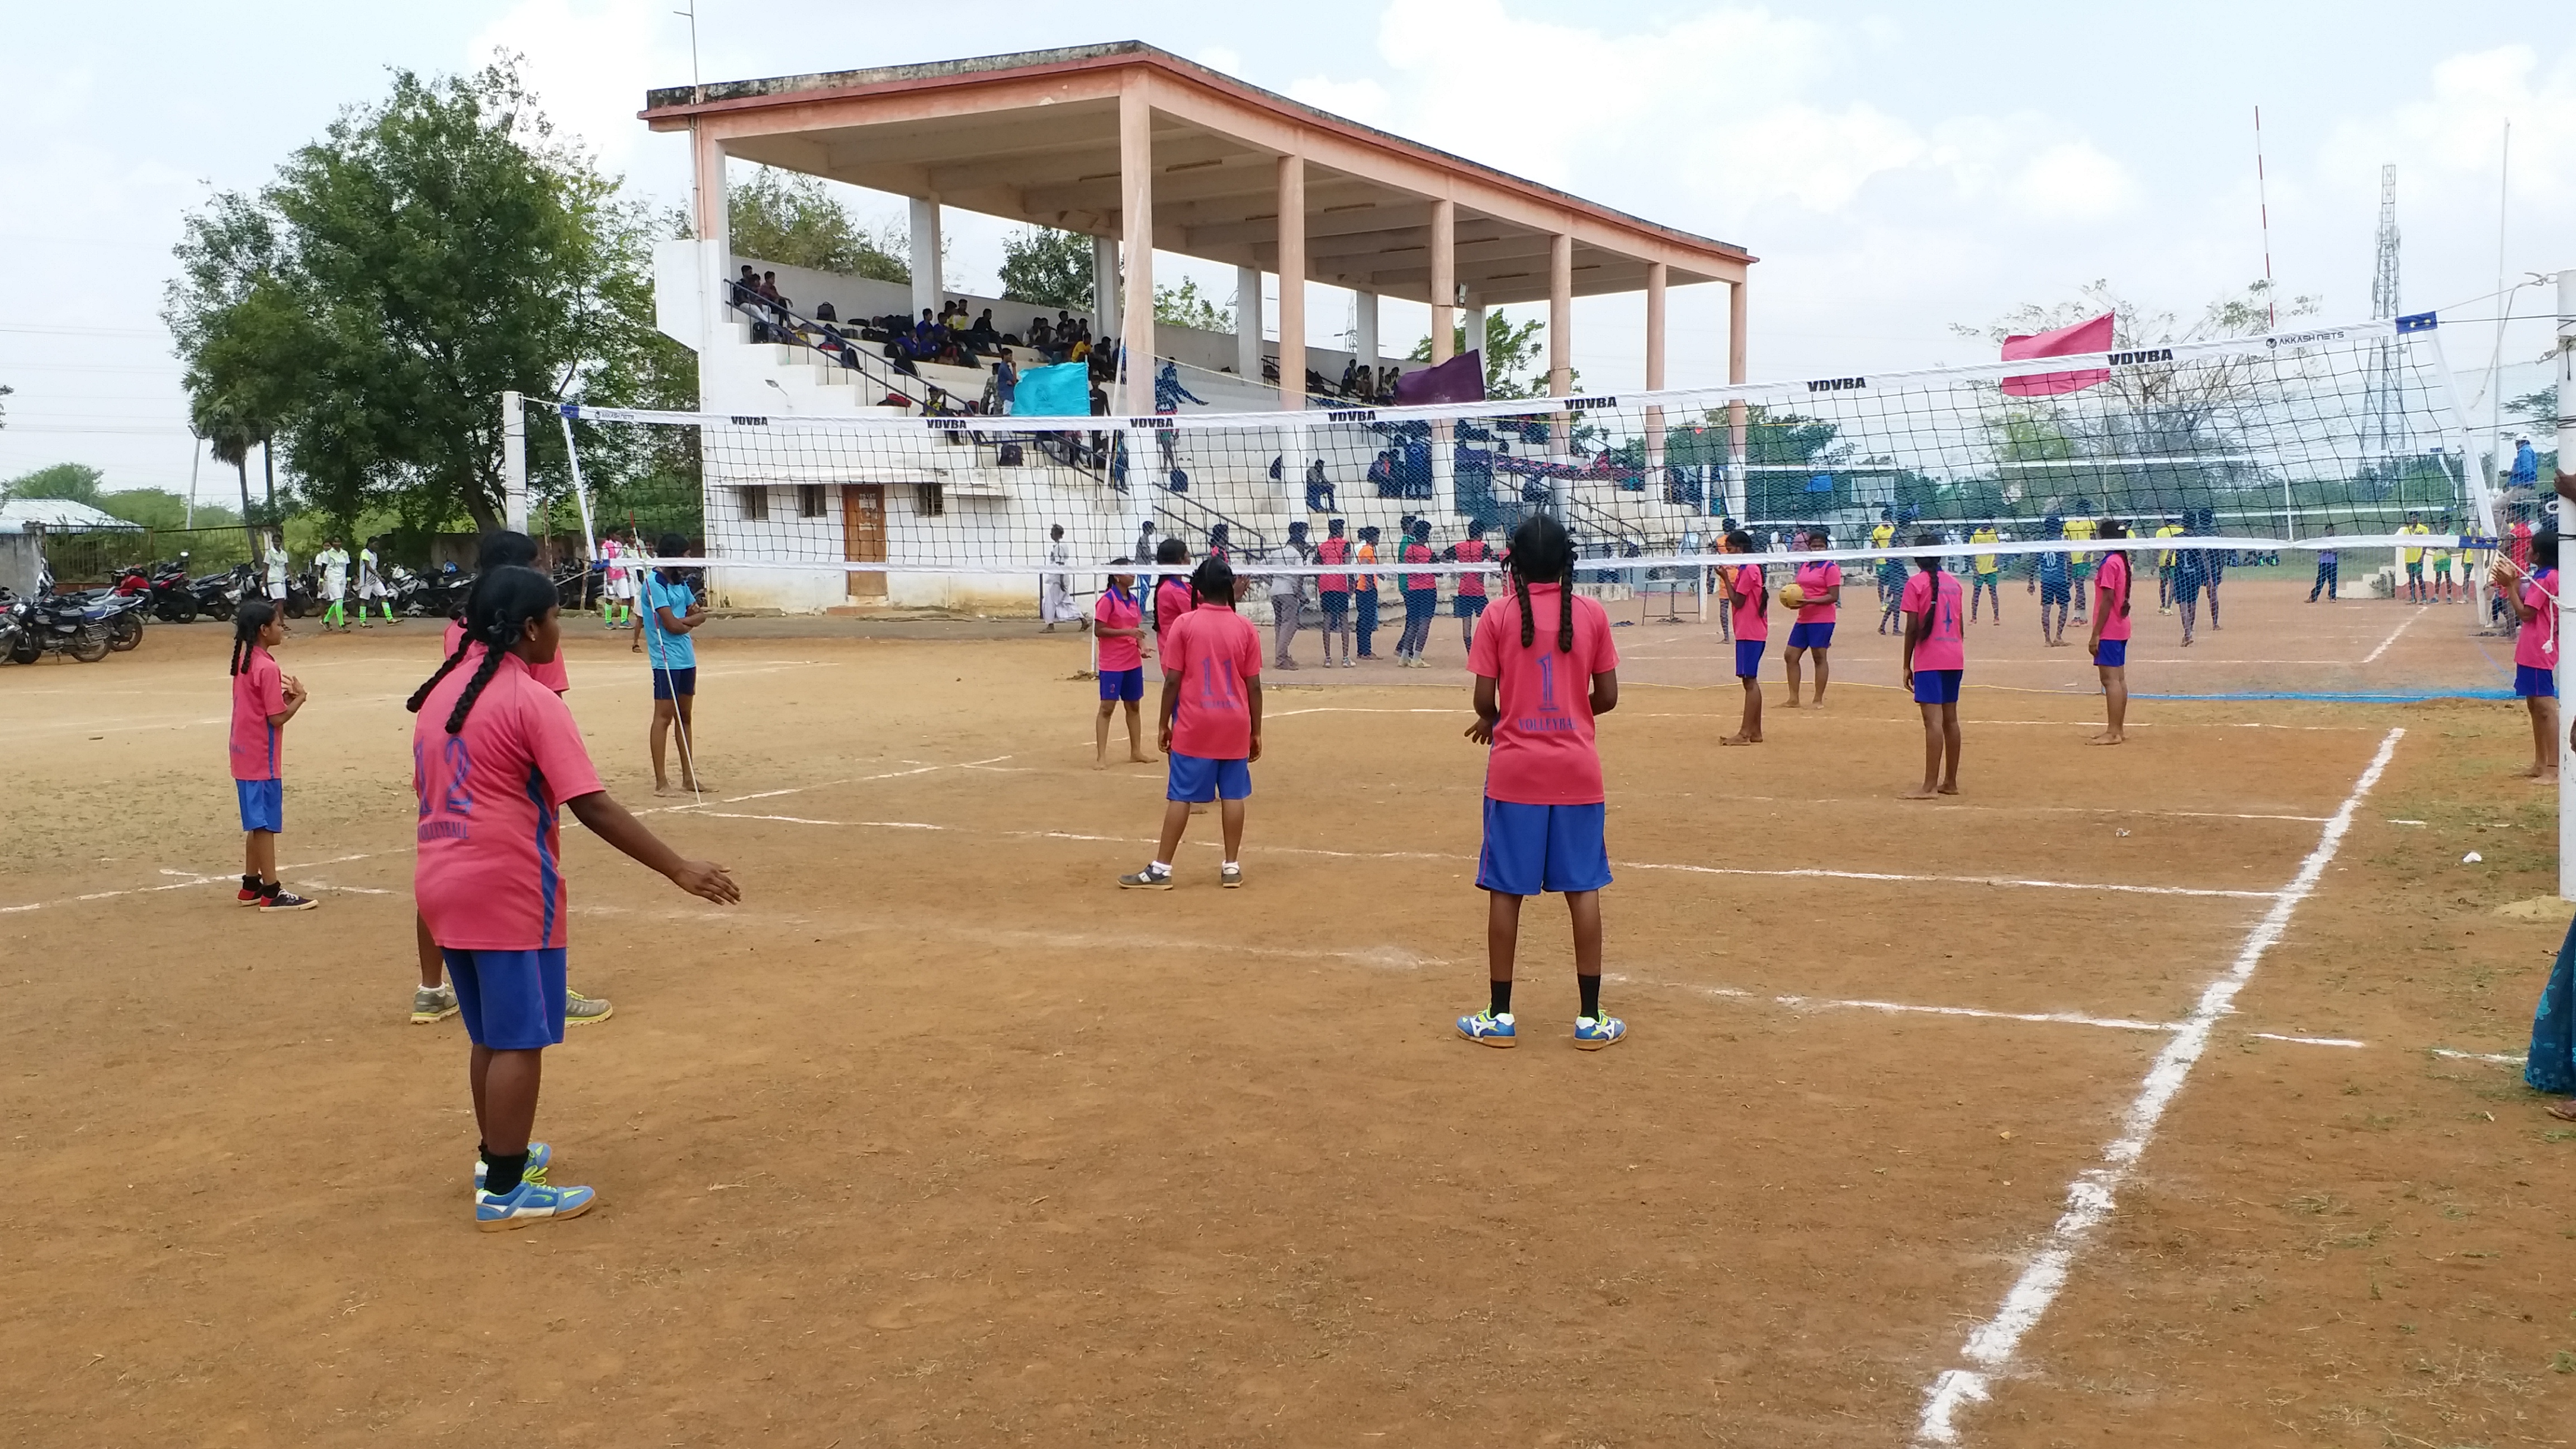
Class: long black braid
229,600,277,676
1506,514,1579,652
404,566,559,732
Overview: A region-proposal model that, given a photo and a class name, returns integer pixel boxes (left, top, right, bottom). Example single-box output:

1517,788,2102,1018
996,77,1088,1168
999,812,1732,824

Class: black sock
241,873,258,893
1579,975,1602,1020
258,879,280,898
482,1149,528,1196
1490,979,1512,1017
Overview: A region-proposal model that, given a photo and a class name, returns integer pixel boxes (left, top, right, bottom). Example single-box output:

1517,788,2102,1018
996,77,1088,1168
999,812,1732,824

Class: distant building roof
1,498,144,531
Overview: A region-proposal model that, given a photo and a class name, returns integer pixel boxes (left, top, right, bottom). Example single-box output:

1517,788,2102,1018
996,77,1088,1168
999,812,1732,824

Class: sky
2,0,2569,503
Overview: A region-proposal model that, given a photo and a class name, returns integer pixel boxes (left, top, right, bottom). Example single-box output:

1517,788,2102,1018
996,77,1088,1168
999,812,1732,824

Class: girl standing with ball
1782,527,1839,708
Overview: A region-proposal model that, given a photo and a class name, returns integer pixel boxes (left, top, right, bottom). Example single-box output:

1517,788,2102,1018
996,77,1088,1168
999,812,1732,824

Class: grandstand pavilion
638,41,1757,613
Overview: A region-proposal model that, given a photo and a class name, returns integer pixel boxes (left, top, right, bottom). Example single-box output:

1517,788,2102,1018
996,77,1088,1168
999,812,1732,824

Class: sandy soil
2,581,2568,1447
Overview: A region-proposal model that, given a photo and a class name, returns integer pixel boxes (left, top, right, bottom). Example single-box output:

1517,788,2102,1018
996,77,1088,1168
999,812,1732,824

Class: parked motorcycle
131,557,202,623
4,592,112,664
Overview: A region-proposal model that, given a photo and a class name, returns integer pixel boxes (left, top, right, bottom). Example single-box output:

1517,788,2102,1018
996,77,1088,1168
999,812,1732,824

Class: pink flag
2000,312,2114,397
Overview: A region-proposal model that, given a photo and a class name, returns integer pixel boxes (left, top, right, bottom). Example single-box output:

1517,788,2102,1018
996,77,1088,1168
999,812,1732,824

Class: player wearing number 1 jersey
1455,515,1625,1052
1900,536,1966,799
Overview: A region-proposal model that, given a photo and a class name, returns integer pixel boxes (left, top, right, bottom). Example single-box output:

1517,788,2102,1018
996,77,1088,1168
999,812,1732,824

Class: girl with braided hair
1456,515,1626,1051
410,532,606,1028
409,565,738,1230
227,599,316,911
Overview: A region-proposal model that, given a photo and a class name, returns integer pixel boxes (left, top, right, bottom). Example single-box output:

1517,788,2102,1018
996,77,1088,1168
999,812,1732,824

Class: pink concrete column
1429,198,1456,364
1727,274,1748,384
690,125,726,243
1725,277,1749,522
1118,84,1156,418
1547,233,1573,398
1549,233,1573,460
1276,153,1306,410
1645,261,1668,473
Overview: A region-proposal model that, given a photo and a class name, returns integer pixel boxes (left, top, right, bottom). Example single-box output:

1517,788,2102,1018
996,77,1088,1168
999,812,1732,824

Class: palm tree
196,401,266,556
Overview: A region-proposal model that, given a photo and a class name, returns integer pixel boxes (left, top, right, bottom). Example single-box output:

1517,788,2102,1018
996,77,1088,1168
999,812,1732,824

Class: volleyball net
537,312,2528,619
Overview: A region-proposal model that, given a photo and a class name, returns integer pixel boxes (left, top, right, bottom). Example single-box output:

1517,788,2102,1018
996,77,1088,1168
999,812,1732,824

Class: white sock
1148,860,1171,876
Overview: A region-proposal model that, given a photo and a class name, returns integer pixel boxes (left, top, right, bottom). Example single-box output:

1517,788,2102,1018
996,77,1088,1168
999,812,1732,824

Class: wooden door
841,484,886,598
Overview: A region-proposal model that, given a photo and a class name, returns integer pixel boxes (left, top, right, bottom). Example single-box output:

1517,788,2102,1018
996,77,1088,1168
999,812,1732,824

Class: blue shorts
1453,594,1488,618
1167,751,1252,803
1405,588,1438,623
1912,668,1963,704
1477,798,1613,897
442,948,569,1050
2517,664,2556,698
1734,639,1767,678
651,665,697,700
1321,591,1348,624
2095,638,2128,668
1785,621,1834,650
2040,580,2071,607
1098,666,1143,702
235,778,282,834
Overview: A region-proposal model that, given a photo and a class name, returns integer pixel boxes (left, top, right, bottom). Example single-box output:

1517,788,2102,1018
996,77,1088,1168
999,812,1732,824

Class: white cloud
2011,143,2141,221
470,0,683,176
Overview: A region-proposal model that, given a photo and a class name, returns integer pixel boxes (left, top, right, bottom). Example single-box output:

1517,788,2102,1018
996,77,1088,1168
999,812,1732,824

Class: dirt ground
3,579,2570,1447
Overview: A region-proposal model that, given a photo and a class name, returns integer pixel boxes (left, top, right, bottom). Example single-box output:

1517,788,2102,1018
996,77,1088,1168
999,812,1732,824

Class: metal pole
501,391,528,533
2555,266,2573,899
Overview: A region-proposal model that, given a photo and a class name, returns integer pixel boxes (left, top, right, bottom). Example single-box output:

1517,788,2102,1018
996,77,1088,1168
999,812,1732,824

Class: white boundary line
1910,724,2404,1446
2360,607,2427,666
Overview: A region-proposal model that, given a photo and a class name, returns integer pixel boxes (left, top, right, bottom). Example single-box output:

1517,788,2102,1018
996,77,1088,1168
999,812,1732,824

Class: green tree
2,463,106,505
723,167,908,282
1153,277,1231,332
998,226,1095,311
166,59,678,536
1406,311,1556,399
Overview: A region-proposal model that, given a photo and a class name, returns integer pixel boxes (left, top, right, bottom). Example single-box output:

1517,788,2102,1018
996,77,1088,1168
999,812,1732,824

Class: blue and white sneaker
1573,1015,1628,1051
472,1141,550,1192
474,1176,596,1232
1456,1010,1517,1048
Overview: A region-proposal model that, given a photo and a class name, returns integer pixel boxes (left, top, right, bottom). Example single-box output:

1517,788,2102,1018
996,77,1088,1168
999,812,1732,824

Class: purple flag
1394,349,1484,407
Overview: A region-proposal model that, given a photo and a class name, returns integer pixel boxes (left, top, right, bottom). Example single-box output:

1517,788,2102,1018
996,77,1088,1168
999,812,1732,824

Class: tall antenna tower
2359,164,2407,466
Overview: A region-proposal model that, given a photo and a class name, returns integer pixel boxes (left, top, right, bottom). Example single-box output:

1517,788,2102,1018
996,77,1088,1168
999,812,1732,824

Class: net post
501,391,528,533
2556,266,2575,900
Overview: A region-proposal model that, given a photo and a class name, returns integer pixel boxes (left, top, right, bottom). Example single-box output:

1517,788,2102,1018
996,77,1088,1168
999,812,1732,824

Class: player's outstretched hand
1464,716,1495,745
670,859,738,905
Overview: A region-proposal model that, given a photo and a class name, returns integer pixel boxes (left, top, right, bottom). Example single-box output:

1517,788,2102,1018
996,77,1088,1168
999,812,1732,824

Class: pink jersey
1153,577,1196,673
1403,541,1436,591
229,647,287,782
1164,605,1262,760
411,652,606,951
2096,552,2133,642
1094,586,1143,672
1453,537,1491,598
2517,569,2559,670
1902,570,1966,671
1794,560,1840,624
1729,561,1768,641
1467,584,1619,806
1314,536,1351,594
444,619,571,694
